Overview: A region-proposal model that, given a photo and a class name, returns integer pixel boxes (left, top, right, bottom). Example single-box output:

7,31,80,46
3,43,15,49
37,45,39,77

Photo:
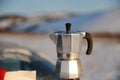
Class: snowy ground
0,33,120,80
81,39,120,80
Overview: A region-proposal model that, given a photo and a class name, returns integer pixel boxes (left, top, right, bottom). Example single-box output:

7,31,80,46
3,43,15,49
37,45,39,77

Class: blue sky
0,0,119,15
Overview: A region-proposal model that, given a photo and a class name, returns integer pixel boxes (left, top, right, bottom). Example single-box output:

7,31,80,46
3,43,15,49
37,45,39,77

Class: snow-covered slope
82,8,120,33
4,12,104,33
1,8,120,34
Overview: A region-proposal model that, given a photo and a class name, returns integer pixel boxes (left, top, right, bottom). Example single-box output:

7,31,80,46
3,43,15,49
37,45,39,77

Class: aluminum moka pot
50,23,93,79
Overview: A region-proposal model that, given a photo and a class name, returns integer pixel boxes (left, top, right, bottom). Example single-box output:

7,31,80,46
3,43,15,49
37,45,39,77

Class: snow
81,39,120,80
82,8,120,33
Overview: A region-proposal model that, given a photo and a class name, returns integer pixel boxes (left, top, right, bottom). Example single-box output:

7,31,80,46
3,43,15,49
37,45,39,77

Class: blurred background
0,0,120,80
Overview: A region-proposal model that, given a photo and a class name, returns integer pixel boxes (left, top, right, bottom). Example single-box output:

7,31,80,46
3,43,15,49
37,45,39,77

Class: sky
0,0,119,15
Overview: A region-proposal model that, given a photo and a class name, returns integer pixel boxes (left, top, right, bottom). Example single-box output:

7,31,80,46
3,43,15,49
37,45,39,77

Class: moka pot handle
83,32,93,55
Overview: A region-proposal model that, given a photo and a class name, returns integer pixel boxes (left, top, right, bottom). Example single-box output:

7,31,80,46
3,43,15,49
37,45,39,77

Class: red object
0,68,6,80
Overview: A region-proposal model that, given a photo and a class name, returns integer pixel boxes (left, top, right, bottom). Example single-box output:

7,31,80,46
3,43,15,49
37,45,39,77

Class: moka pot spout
50,33,58,45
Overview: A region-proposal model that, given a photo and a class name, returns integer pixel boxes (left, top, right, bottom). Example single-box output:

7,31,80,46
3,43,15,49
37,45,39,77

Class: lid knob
66,23,71,33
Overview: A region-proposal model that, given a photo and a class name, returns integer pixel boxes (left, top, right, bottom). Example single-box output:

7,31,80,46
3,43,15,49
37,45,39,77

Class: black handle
84,33,93,55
